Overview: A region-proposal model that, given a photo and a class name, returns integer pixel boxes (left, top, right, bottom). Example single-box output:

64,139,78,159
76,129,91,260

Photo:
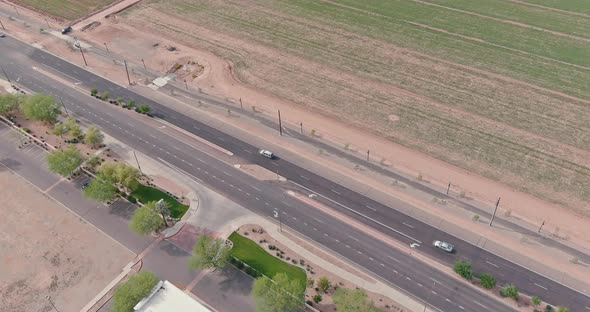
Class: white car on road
259,149,274,159
433,240,454,253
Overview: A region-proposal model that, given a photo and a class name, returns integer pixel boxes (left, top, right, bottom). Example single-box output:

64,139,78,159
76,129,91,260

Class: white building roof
134,280,211,312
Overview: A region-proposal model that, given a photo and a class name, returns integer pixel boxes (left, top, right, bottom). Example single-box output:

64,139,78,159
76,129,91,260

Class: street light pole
1,65,12,84
46,296,59,312
423,281,436,312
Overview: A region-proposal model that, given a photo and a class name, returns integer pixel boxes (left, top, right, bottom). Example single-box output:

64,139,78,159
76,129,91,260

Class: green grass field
131,184,188,218
15,0,116,20
229,232,306,287
127,0,590,213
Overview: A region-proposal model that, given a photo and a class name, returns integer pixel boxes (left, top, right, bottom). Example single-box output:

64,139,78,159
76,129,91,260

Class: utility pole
538,220,545,233
46,296,59,312
0,65,11,84
103,42,109,53
124,60,131,85
277,110,283,136
489,197,501,226
78,44,88,66
0,19,5,30
299,122,303,134
133,150,142,174
184,79,188,90
141,58,146,70
446,182,451,195
239,97,243,110
367,150,370,161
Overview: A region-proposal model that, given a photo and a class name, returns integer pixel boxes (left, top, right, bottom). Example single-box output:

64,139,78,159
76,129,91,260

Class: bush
318,277,331,293
136,104,151,114
100,91,109,101
306,300,313,306
453,260,473,280
22,127,31,133
556,307,569,312
500,284,519,300
90,88,98,96
531,296,541,307
245,266,258,277
307,278,314,288
545,305,553,312
116,97,124,104
126,195,137,204
235,260,245,270
478,273,496,289
268,245,276,250
313,294,322,304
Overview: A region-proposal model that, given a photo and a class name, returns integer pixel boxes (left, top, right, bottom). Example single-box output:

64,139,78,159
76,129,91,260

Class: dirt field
0,170,133,312
121,0,590,216
10,0,117,20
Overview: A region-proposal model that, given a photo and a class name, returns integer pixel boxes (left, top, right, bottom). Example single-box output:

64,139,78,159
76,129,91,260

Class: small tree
546,305,554,312
188,235,231,270
63,117,81,137
251,273,305,312
84,126,104,148
83,174,117,202
154,199,170,226
52,122,68,138
313,294,322,304
47,146,83,176
478,273,496,289
100,91,109,101
556,307,569,312
90,88,98,96
500,284,519,300
332,288,380,312
531,296,541,307
129,201,164,235
19,93,60,123
0,94,21,114
98,162,140,190
111,271,158,312
317,277,331,293
453,260,473,280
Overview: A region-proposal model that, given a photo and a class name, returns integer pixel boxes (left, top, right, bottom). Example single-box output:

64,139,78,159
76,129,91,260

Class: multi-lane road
1,34,589,311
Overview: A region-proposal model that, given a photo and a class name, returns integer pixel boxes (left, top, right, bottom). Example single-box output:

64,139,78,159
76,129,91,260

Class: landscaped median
130,184,188,219
228,231,307,288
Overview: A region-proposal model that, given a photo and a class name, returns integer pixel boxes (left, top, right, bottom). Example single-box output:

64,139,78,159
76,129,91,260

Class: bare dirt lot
0,170,133,312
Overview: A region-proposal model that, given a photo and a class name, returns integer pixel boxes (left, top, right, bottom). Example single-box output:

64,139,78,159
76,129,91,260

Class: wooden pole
489,197,501,226
124,60,131,85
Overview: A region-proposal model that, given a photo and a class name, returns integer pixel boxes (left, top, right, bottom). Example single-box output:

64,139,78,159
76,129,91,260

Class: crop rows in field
426,0,590,39
15,0,116,20
519,0,590,14
126,0,590,212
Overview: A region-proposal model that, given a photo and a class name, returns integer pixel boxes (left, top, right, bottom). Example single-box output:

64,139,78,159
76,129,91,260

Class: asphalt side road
2,34,586,310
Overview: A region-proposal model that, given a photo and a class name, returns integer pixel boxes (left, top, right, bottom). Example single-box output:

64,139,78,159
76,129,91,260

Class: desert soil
0,169,133,312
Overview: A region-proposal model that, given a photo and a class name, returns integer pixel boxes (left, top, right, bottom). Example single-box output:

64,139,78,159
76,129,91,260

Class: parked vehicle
61,26,72,34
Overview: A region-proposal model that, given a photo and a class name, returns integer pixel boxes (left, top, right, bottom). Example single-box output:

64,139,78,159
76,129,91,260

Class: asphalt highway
1,35,588,311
